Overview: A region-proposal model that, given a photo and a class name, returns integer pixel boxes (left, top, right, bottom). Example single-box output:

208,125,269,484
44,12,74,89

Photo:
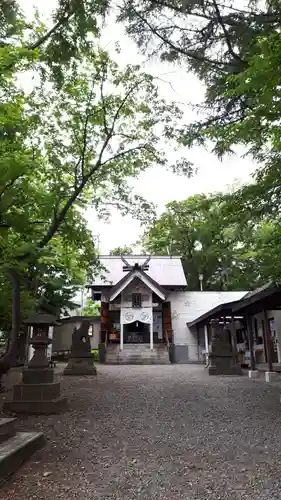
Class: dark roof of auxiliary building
187,298,247,328
232,282,281,313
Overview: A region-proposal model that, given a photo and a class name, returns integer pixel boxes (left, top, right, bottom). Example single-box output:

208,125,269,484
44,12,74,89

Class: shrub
91,349,99,361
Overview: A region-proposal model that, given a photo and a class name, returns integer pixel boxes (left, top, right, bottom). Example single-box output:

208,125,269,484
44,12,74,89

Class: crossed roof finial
121,255,151,272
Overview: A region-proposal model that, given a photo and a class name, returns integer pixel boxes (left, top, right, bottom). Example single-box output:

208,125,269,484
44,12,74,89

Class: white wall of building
121,281,152,308
52,319,100,352
169,290,248,362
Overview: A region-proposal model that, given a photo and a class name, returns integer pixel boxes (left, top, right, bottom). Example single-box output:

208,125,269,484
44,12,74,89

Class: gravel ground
1,364,281,500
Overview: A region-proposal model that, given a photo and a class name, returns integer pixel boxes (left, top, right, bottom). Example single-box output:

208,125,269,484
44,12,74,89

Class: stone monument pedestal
4,367,67,414
63,320,97,376
208,357,242,376
64,355,96,376
3,313,67,414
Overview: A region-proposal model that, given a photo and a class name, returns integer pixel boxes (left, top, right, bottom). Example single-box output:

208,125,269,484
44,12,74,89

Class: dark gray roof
108,267,168,301
24,313,60,325
242,281,274,300
91,256,187,287
232,282,281,313
59,315,100,323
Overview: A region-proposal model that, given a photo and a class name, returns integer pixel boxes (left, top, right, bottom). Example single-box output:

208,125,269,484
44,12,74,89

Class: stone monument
3,313,67,414
208,321,242,376
64,321,97,375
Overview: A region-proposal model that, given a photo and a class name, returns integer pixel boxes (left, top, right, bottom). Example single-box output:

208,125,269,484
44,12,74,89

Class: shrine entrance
124,321,150,344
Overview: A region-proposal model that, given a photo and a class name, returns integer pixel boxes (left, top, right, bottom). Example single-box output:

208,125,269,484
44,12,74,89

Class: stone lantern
3,313,67,414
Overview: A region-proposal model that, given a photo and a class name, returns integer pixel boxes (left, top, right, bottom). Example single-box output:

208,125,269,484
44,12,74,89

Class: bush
91,349,99,361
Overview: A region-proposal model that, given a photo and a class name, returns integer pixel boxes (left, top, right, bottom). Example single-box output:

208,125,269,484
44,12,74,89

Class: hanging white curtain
122,308,152,324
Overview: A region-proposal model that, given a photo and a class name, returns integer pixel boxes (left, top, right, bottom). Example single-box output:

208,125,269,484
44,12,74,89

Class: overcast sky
20,1,257,253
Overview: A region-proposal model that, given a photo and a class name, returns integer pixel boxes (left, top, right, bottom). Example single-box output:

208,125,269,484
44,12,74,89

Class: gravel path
1,364,281,500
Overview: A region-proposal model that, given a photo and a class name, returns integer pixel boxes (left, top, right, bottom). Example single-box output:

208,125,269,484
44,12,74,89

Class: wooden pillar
120,313,124,350
230,316,237,363
246,314,256,371
150,318,153,351
100,302,109,336
196,325,200,362
204,324,209,365
163,301,172,344
263,309,273,372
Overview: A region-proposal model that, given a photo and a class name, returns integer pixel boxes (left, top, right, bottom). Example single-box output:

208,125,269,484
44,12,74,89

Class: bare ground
1,364,281,500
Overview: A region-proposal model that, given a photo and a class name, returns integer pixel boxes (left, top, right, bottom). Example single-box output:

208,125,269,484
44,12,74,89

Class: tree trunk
0,269,21,390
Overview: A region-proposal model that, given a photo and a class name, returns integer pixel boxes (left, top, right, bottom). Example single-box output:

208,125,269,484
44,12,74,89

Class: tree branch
28,9,76,51
99,143,150,168
100,62,109,135
128,5,226,68
0,174,24,199
212,0,246,65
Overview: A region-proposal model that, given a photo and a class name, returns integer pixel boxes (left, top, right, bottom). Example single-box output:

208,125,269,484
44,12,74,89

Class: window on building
132,293,142,308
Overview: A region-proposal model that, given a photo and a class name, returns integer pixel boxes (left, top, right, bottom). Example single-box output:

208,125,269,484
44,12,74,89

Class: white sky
20,1,257,253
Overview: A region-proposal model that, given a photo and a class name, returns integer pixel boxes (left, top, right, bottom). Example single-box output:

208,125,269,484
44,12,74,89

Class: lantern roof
23,313,60,326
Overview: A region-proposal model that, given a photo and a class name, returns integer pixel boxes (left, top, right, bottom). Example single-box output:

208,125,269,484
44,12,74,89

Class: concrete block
248,370,260,379
265,371,280,383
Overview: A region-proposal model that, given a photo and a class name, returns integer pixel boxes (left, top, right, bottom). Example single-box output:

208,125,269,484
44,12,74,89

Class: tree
117,1,281,290
0,3,189,378
141,193,262,291
118,0,281,136
1,0,108,77
82,298,100,316
110,245,134,255
117,2,281,191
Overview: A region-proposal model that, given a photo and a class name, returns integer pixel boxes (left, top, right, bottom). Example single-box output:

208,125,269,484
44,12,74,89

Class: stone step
0,418,16,444
0,431,45,485
106,347,170,364
106,359,170,365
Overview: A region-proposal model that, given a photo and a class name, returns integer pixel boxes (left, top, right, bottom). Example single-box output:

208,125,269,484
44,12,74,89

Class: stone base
208,364,242,376
207,355,242,376
13,381,61,401
22,367,54,384
265,371,280,383
64,366,96,376
0,431,44,484
248,370,260,379
64,357,96,376
3,397,67,415
0,417,45,484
